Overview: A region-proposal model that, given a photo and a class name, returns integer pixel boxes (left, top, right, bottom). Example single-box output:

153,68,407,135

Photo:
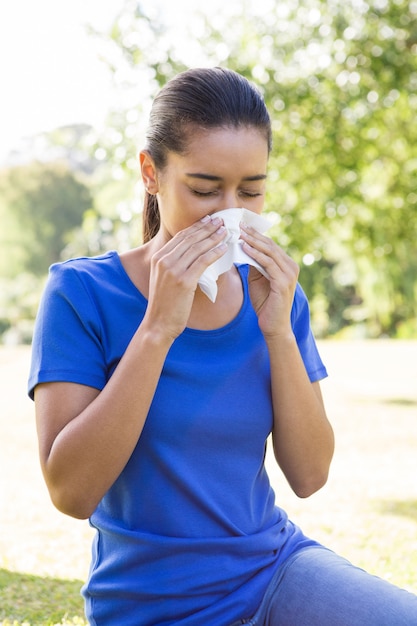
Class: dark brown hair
142,67,272,242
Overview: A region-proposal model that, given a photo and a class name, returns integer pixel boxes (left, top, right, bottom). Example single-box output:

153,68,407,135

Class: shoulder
38,251,126,324
46,250,129,300
49,250,119,282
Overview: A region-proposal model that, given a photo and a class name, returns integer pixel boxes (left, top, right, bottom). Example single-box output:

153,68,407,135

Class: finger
152,223,228,291
177,225,228,273
156,215,224,259
243,240,299,283
175,215,224,248
240,223,299,278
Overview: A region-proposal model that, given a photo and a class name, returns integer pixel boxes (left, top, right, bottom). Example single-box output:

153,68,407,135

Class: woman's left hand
240,222,299,339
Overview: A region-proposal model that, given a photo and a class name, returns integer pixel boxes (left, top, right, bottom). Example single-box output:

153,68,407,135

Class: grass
1,341,416,624
0,569,85,625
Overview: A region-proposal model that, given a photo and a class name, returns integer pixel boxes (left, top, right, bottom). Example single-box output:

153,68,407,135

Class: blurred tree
0,161,92,277
87,0,417,336
200,0,417,337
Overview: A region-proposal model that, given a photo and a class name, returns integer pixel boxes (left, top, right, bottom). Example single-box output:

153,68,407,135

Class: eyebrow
185,173,267,182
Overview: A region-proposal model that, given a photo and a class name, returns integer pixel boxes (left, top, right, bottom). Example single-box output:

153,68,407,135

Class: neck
187,268,244,330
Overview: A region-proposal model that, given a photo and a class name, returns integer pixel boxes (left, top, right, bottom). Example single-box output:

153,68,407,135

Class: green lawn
1,341,416,625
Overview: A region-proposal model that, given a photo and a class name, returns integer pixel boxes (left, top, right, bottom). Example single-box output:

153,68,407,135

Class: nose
215,190,242,213
226,190,241,210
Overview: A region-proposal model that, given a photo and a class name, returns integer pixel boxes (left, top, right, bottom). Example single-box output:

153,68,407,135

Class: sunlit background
1,0,417,343
1,0,218,159
1,0,118,160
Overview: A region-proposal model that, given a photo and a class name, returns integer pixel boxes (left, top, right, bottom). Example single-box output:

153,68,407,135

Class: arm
239,223,334,497
35,216,227,519
266,336,334,497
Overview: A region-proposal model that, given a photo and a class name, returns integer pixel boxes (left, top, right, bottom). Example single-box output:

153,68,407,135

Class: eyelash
191,190,216,197
191,189,262,198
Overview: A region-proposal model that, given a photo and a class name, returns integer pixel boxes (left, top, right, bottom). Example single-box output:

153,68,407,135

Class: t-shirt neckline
110,250,251,336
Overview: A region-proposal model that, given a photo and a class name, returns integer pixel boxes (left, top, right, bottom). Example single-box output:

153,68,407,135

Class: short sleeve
291,283,327,382
28,262,107,399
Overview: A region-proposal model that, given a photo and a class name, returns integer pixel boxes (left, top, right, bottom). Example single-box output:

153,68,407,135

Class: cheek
157,199,195,235
157,181,215,232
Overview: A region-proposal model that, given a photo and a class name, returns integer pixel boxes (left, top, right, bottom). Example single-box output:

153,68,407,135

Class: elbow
291,469,330,498
41,460,100,519
47,482,98,520
52,492,96,520
279,449,333,498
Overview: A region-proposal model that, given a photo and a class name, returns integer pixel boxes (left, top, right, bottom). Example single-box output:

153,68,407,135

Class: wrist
263,328,296,349
136,317,177,351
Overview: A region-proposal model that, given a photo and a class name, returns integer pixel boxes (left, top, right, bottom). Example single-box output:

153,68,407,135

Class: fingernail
201,215,211,223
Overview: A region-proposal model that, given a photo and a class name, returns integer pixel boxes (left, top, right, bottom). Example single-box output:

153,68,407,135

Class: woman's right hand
144,215,228,341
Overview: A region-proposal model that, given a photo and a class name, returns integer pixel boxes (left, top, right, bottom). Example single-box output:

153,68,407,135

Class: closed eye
190,189,263,198
190,189,218,197
240,190,263,197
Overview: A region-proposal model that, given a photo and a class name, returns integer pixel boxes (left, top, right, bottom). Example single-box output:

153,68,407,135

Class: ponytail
142,192,160,244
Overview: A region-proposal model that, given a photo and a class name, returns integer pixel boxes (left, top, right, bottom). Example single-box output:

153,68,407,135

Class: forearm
39,322,174,519
266,332,334,498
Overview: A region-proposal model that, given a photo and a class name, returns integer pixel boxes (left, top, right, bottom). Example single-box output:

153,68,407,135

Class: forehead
174,126,269,172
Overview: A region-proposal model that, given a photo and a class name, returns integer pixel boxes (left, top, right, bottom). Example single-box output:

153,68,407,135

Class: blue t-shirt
29,251,327,625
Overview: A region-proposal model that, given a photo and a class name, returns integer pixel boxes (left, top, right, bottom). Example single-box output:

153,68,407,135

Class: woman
29,67,417,625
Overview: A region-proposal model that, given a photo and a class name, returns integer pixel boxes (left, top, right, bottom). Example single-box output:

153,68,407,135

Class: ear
139,150,159,194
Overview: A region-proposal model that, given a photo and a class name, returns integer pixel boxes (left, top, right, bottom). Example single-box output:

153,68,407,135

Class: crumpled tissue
198,207,271,302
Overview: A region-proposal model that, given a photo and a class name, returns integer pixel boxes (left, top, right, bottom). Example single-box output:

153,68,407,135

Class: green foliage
210,0,417,336
0,161,92,277
93,0,417,337
0,274,46,345
0,160,94,343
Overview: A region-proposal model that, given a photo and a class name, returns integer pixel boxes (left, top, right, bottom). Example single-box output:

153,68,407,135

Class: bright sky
0,0,118,160
0,0,228,162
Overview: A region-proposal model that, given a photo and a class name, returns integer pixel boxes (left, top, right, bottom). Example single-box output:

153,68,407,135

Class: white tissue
198,208,271,302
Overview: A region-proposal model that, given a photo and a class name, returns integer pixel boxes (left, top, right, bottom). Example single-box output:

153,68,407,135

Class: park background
1,0,416,623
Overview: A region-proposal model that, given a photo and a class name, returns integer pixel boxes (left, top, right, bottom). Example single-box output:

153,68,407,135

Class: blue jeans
230,546,417,625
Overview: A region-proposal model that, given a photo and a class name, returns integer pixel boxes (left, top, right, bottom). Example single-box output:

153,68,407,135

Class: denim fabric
230,546,417,625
